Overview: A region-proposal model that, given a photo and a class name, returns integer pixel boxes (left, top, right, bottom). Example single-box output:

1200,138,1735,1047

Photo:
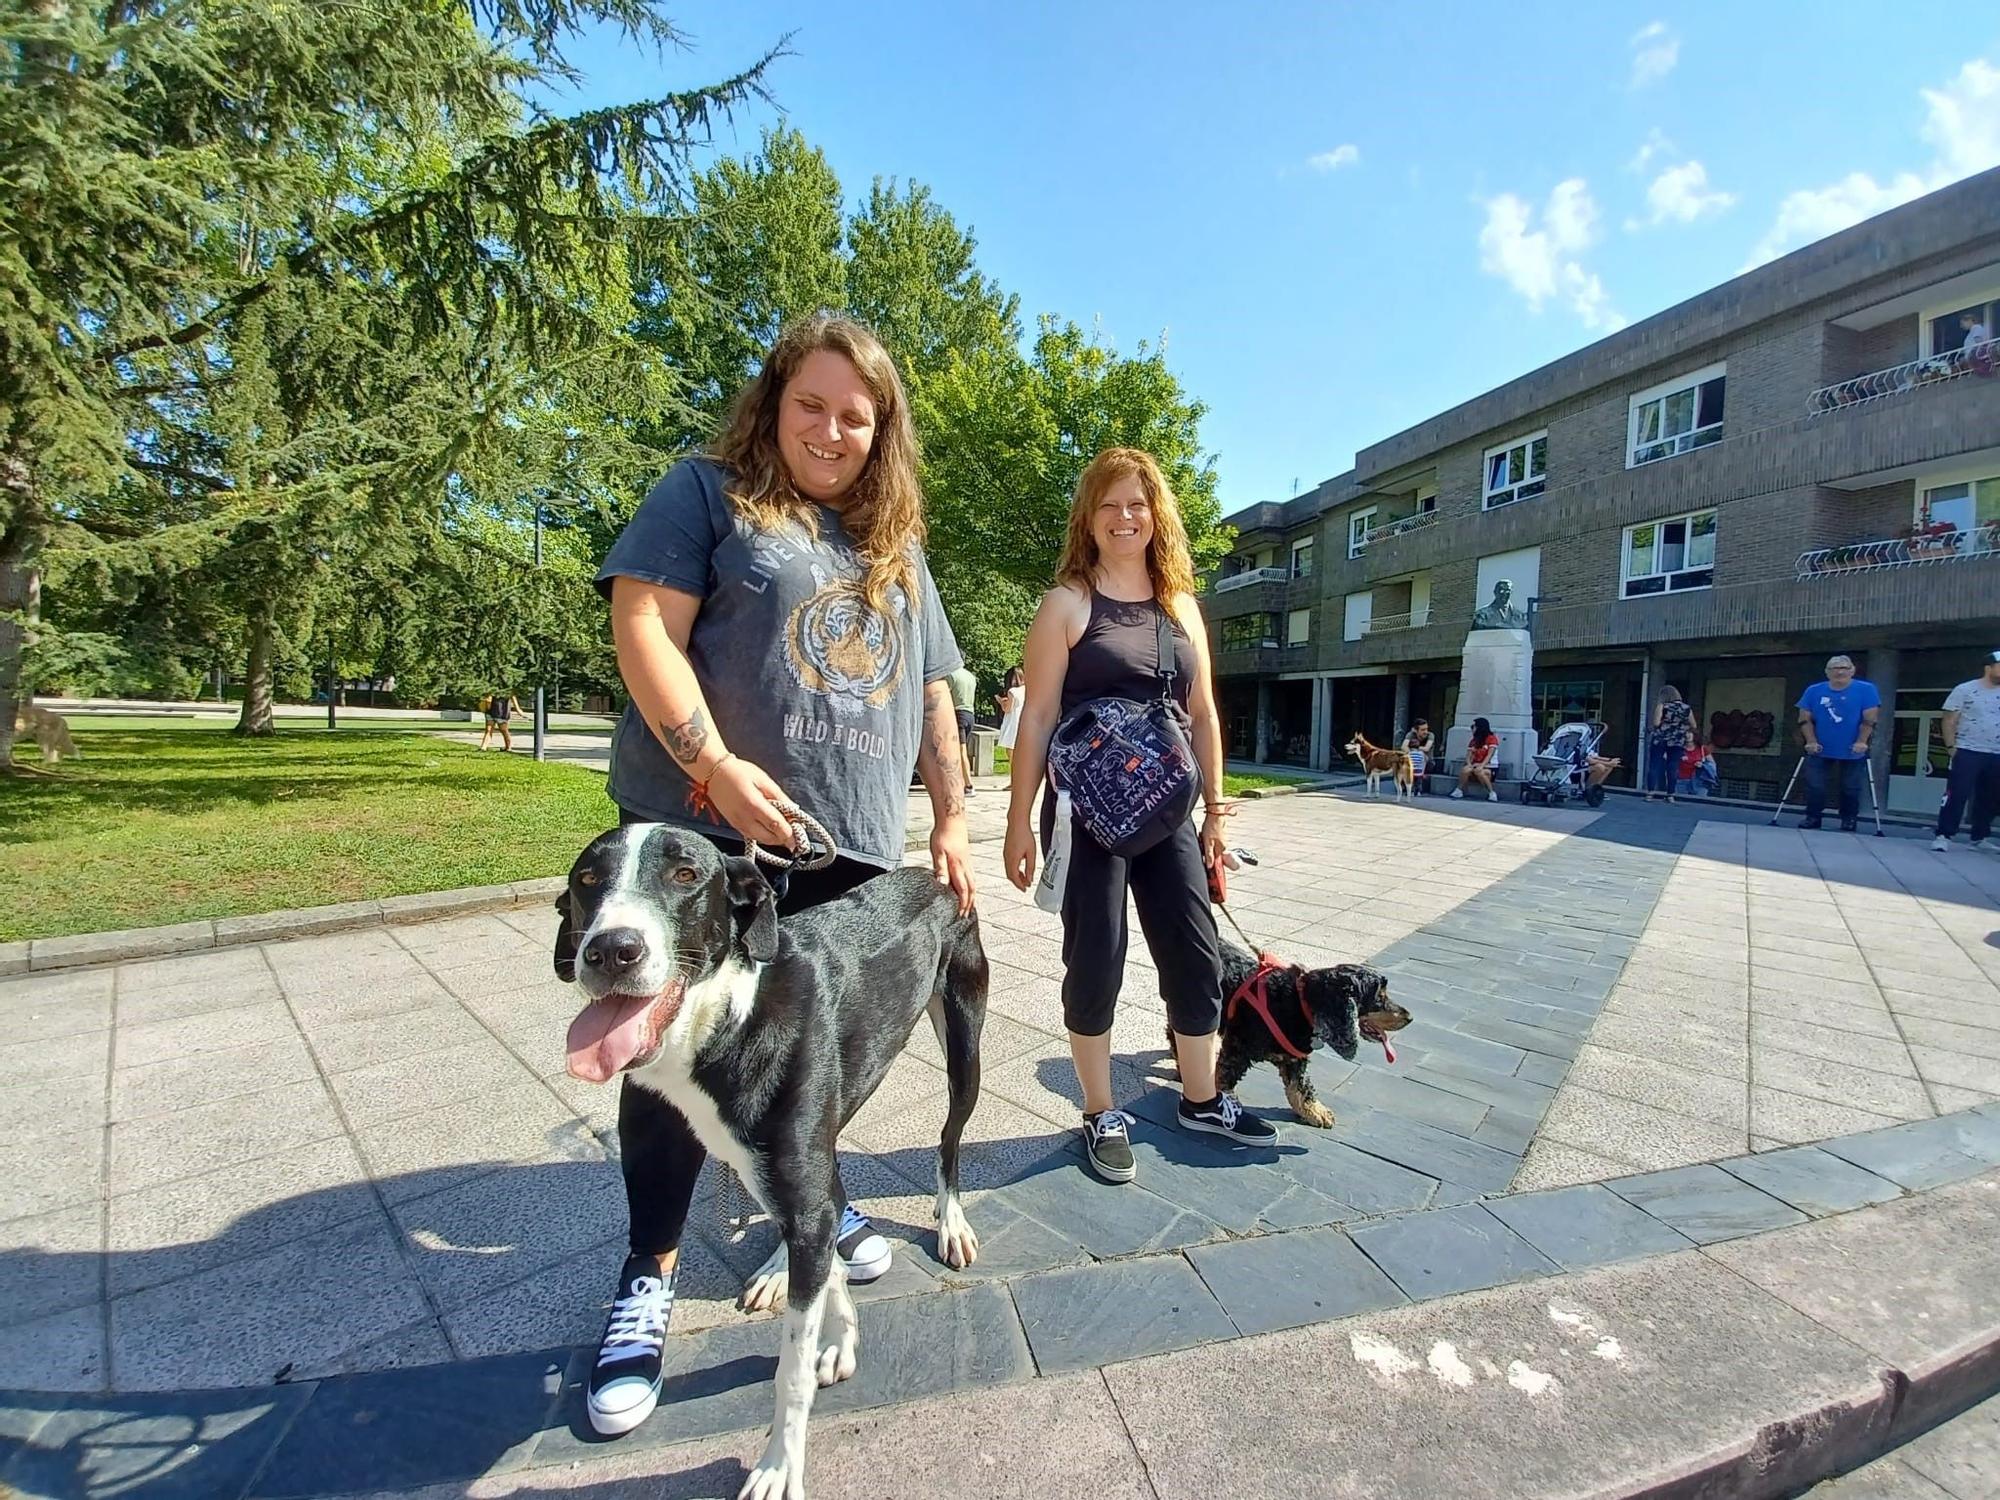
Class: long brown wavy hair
1055,447,1198,602
710,315,925,614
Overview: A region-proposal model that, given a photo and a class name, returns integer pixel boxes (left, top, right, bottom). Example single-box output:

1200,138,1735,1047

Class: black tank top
1061,590,1194,714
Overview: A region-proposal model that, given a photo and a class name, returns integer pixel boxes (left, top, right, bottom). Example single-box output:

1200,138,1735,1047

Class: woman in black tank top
1002,448,1279,1185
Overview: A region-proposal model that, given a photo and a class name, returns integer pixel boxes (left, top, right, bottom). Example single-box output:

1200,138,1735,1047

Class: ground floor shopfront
1217,627,1998,810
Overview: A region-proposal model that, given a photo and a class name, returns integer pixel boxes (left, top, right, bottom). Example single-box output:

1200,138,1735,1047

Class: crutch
1768,756,1805,825
1863,758,1886,836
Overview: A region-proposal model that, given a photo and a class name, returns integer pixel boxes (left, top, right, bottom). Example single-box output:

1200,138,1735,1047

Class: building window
1920,473,2000,534
1920,291,1999,358
1221,613,1280,651
1290,535,1315,579
1533,679,1606,738
1348,507,1376,559
1628,363,1726,468
1415,484,1437,515
1483,433,1548,509
1622,508,1717,597
1286,608,1311,647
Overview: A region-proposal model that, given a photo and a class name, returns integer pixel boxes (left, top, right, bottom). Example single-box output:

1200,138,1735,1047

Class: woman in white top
996,665,1025,750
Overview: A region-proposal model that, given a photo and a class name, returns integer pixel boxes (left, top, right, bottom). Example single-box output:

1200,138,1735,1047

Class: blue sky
552,1,2000,513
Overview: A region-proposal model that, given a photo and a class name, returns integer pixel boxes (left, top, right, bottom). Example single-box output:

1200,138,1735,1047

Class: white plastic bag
1034,790,1074,913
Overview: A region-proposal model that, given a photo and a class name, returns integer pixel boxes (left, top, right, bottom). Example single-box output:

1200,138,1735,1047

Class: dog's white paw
737,1456,801,1500
815,1330,858,1386
935,1197,979,1271
740,1243,788,1313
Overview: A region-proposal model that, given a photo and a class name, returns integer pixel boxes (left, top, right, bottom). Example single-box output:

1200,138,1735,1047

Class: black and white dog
554,824,986,1499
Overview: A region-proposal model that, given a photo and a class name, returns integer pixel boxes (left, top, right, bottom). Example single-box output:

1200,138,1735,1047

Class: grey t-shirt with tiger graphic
596,457,961,868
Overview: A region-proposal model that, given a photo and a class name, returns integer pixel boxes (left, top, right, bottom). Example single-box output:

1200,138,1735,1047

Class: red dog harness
1226,950,1313,1060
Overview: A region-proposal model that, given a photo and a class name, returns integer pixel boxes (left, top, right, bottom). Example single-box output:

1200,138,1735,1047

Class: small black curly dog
1167,941,1410,1128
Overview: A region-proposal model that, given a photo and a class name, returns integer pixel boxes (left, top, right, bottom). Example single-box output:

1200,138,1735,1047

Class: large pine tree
0,0,769,760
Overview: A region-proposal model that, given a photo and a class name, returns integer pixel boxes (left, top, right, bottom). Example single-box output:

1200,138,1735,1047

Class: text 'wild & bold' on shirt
595,458,962,867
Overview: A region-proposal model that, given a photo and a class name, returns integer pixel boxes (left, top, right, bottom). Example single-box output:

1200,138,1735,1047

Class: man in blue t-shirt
1795,654,1880,831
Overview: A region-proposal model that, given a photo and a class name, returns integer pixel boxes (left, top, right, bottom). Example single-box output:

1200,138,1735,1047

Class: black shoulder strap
1154,603,1178,700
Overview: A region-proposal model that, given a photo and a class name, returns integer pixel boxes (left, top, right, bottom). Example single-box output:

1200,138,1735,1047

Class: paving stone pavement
2,789,1994,1407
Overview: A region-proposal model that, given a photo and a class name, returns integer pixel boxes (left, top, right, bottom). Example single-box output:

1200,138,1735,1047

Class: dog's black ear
723,856,780,964
552,890,579,983
1348,967,1383,1011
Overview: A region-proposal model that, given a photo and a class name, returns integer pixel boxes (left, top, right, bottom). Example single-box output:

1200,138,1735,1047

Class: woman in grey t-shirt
582,315,974,1438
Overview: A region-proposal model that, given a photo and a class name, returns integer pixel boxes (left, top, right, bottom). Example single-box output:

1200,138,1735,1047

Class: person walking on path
584,314,974,1439
1931,650,2000,853
479,690,522,751
1796,655,1880,832
996,665,1025,752
1003,447,1277,1188
947,663,979,796
1646,685,1693,802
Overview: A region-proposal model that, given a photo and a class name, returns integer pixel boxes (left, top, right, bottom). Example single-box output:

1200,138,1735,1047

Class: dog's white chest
630,957,771,1215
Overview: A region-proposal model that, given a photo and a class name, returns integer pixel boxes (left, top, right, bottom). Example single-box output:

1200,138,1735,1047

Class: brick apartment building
1206,167,2000,813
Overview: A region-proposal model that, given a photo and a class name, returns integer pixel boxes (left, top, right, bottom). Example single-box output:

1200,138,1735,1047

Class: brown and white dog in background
14,705,79,766
1344,733,1412,800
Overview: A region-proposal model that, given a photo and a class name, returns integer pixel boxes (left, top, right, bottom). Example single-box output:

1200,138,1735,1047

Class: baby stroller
1520,720,1609,808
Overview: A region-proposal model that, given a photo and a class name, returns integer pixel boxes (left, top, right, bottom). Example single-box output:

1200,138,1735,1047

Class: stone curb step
0,878,567,977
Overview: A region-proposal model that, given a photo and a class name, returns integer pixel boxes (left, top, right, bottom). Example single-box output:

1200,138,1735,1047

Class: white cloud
1628,159,1737,229
1478,179,1625,332
1626,127,1676,174
1629,22,1679,89
1748,57,2000,265
1307,144,1360,173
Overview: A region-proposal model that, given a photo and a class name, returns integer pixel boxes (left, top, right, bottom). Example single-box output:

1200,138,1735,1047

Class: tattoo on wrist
662,708,711,767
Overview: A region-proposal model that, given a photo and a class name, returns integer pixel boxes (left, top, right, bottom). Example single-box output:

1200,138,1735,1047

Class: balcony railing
1364,606,1431,635
1796,524,2000,580
1210,565,1289,594
1809,338,1997,416
1362,508,1442,546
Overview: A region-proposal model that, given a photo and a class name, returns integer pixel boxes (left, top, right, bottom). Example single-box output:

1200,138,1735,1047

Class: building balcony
1796,523,2000,580
1364,606,1432,635
1360,508,1443,548
1810,339,1996,416
1209,565,1289,594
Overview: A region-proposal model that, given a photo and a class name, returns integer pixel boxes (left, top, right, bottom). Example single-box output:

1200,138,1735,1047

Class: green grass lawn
0,719,618,940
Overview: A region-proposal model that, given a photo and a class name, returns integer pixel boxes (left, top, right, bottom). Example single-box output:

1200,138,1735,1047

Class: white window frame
1621,507,1717,598
1627,362,1726,469
1917,285,2000,358
1347,506,1377,559
1286,608,1311,647
1482,431,1549,510
1289,534,1315,579
1918,467,2000,532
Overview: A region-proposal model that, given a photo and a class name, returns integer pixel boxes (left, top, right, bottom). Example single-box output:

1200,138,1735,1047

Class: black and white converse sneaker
587,1254,675,1436
837,1204,893,1283
1178,1091,1279,1145
1083,1108,1137,1183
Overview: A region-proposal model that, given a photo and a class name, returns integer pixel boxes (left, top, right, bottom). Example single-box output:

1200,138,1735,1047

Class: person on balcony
1796,655,1880,832
1961,310,1994,377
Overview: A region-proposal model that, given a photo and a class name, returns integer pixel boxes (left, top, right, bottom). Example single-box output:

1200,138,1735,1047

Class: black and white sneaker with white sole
1083,1108,1137,1183
587,1254,675,1436
837,1204,893,1283
1178,1091,1279,1145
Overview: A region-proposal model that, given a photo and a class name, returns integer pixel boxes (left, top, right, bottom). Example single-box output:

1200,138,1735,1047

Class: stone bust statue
1471,579,1530,630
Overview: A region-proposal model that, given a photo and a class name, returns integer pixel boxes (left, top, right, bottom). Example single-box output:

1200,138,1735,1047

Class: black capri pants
1047,795,1224,1038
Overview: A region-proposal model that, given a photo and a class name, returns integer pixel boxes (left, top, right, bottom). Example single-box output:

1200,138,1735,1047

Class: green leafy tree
0,0,769,762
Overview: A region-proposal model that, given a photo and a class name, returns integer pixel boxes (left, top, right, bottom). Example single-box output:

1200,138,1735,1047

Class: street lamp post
533,500,545,762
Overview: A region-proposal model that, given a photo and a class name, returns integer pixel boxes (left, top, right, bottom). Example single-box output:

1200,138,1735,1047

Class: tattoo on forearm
919,694,965,816
661,708,711,768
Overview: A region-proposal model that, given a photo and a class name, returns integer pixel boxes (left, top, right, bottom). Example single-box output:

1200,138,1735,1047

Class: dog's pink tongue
1380,1035,1398,1065
566,986,677,1083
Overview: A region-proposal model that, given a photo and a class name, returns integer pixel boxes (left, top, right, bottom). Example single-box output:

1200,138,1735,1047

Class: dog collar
1226,951,1313,1061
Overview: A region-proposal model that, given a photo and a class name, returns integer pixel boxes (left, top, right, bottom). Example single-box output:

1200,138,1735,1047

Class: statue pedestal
1447,627,1535,780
